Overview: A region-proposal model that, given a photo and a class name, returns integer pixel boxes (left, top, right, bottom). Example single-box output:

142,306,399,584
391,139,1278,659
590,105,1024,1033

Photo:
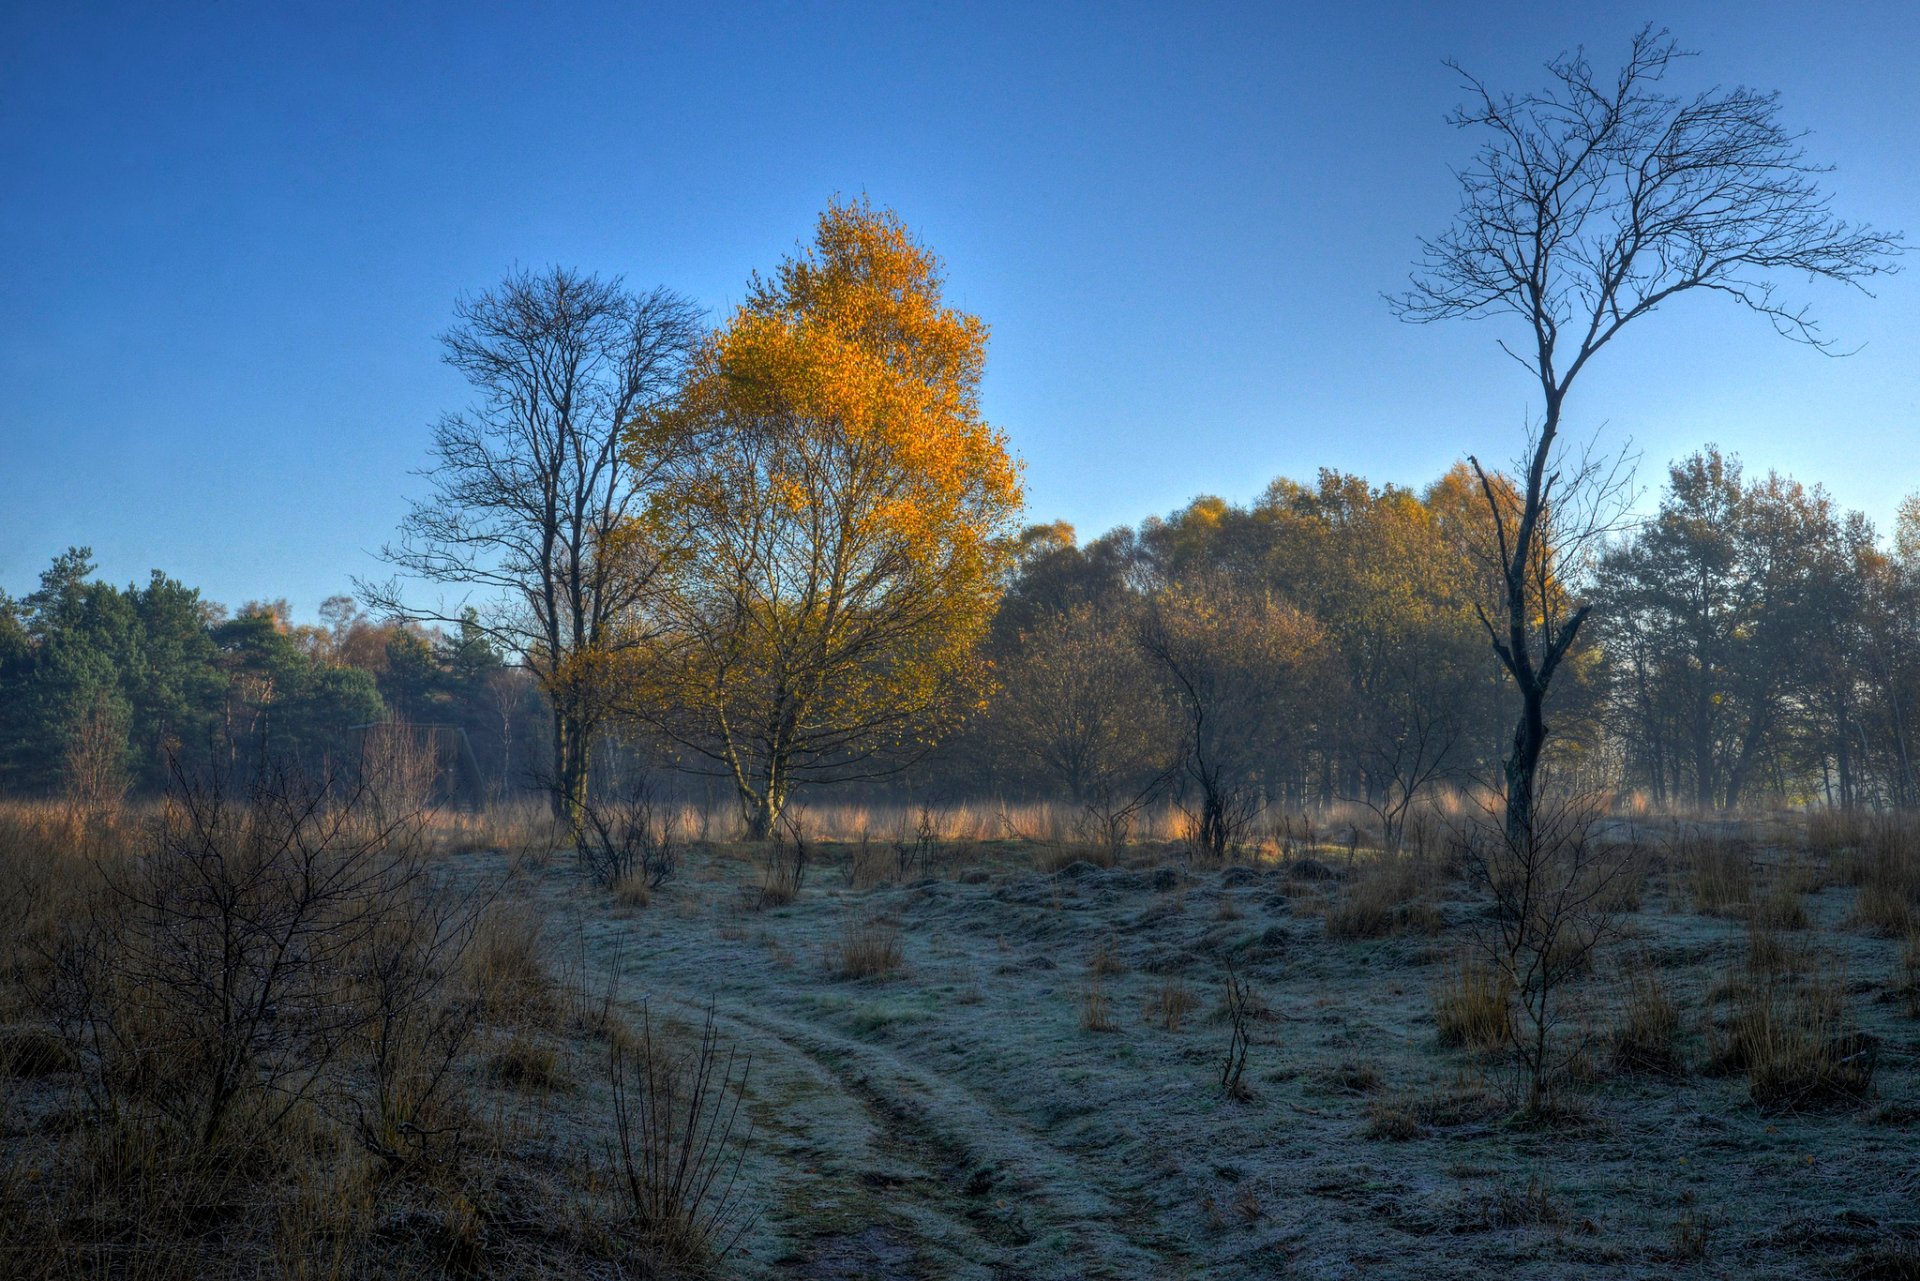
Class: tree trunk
739,765,786,842
550,707,591,836
1504,681,1545,841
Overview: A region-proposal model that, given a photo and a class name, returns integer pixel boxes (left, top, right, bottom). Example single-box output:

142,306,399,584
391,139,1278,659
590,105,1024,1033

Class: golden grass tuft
1433,953,1512,1050
1145,981,1200,1032
1686,832,1752,916
1080,978,1120,1032
1708,963,1876,1109
1324,858,1443,940
1611,955,1682,1075
1089,935,1128,977
833,918,904,979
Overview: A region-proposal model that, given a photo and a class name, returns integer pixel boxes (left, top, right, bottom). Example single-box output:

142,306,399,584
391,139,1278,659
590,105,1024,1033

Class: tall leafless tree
362,269,704,829
1391,26,1901,836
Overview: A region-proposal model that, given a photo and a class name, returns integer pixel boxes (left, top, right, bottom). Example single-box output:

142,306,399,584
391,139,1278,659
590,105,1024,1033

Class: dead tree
1391,26,1901,837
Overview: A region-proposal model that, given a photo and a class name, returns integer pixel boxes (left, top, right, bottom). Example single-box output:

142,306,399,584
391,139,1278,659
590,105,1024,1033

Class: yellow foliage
624,198,1023,833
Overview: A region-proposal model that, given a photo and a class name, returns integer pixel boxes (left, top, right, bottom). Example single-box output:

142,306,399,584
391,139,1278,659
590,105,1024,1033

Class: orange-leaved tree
627,199,1023,838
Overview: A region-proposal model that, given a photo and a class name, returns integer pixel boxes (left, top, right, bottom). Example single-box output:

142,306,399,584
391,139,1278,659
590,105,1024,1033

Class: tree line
0,558,542,807
10,443,1919,824
4,28,1904,839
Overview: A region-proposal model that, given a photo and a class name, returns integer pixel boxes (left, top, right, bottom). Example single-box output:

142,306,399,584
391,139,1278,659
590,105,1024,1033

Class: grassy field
5,798,1920,1278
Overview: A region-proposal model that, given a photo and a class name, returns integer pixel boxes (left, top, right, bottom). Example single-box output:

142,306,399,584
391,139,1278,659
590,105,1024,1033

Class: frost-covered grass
8,807,1920,1278
506,816,1920,1279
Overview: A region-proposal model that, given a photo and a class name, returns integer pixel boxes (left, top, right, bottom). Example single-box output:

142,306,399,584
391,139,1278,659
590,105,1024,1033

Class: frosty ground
487,823,1920,1281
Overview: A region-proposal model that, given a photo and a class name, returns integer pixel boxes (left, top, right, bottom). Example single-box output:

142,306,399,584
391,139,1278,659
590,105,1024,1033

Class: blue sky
3,1,1915,616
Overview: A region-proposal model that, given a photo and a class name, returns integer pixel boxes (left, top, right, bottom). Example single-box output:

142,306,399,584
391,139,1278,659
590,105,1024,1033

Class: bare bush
46,757,437,1148
573,773,679,892
1458,793,1638,1112
607,1005,755,1267
341,872,492,1172
757,815,811,908
1220,963,1254,1099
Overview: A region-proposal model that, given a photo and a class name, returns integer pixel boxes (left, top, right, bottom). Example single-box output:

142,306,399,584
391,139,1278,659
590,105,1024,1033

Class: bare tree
361,268,705,831
990,602,1179,851
1391,26,1901,836
1459,791,1639,1115
1137,580,1330,860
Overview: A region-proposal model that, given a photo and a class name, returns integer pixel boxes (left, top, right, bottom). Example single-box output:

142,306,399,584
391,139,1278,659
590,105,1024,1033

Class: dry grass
1709,961,1876,1109
1080,978,1120,1032
0,784,648,1278
1324,857,1444,940
606,1006,756,1269
468,902,557,1023
1897,933,1920,1018
1686,832,1753,916
1146,981,1200,1032
1433,953,1513,1051
1611,955,1682,1075
1753,880,1809,930
488,1031,569,1092
1854,865,1918,936
1090,935,1128,977
832,917,904,979
612,872,652,907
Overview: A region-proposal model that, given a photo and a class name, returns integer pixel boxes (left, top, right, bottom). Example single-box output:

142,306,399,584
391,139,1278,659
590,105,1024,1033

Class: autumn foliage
628,198,1023,836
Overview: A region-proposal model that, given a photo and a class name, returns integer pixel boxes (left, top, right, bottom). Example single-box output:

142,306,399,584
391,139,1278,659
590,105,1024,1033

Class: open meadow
6,796,1920,1279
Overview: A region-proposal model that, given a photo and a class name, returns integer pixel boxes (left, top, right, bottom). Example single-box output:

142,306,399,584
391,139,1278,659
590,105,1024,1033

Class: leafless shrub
1457,792,1637,1112
843,828,887,889
894,808,938,881
1220,963,1253,1099
574,773,678,892
757,815,810,908
45,756,437,1149
341,871,491,1173
606,1005,755,1268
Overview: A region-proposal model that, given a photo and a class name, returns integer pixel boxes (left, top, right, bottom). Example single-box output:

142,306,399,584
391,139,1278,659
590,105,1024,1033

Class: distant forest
7,444,1917,818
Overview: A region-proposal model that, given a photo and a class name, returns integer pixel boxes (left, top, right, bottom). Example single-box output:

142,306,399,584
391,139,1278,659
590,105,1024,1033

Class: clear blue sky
3,1,1915,616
